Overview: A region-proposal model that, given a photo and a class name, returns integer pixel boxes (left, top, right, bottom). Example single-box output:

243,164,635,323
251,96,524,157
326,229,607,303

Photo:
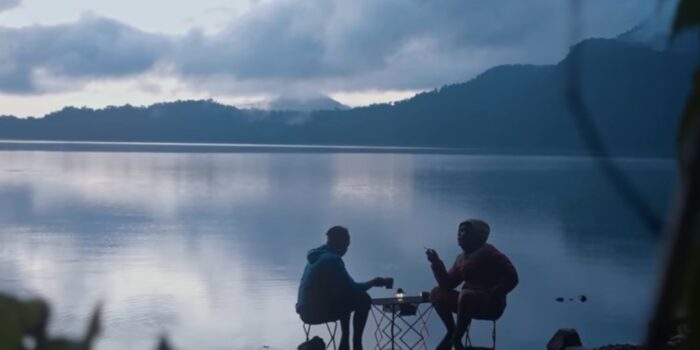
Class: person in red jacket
426,219,519,350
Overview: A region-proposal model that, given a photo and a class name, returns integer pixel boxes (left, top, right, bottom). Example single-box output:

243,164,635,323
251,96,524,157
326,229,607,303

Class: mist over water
0,145,676,349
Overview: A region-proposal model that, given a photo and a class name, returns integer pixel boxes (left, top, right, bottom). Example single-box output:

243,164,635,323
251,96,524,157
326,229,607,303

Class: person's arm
489,250,519,297
429,253,463,290
326,255,374,292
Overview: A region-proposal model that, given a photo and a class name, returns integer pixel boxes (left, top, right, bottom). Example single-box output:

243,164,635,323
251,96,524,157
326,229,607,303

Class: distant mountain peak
257,94,349,112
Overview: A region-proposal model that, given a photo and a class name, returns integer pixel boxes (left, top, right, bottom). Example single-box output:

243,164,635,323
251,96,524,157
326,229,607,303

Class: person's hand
370,277,386,287
425,248,440,264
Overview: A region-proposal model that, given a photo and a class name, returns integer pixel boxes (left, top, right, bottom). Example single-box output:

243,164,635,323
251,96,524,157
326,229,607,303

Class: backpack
297,335,326,350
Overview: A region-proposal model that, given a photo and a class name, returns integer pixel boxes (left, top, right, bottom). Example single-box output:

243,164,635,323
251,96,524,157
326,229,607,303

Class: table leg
371,302,433,350
391,305,396,350
370,304,395,350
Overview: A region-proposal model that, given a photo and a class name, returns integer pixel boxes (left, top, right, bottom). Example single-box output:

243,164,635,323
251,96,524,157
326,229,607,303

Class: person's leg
452,304,469,350
451,290,490,350
338,311,351,350
430,286,459,350
350,292,371,350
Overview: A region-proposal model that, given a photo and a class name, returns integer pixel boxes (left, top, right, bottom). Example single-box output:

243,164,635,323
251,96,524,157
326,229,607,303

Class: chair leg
462,320,497,349
303,322,339,350
325,321,338,350
304,323,311,341
464,322,472,348
491,321,496,350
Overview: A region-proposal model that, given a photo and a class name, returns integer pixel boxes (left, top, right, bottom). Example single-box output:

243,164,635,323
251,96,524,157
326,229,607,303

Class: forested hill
0,38,695,157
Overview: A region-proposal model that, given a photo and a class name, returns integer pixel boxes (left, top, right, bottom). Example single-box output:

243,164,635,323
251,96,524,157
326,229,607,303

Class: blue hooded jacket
296,245,372,313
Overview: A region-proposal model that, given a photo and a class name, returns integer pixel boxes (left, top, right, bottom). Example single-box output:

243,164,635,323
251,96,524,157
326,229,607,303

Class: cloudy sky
0,0,668,117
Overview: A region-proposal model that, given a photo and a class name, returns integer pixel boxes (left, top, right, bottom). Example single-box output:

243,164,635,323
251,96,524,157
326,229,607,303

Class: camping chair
464,318,497,350
302,320,339,350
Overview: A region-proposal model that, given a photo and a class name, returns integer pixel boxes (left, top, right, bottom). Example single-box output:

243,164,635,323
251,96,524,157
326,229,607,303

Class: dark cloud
0,0,661,95
173,0,657,93
0,0,20,12
0,14,171,93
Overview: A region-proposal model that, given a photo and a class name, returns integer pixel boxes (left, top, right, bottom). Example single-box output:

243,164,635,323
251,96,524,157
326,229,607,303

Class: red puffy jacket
430,243,519,306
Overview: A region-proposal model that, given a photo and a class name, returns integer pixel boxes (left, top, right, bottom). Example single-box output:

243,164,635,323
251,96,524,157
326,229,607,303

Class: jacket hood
306,244,333,264
463,219,490,245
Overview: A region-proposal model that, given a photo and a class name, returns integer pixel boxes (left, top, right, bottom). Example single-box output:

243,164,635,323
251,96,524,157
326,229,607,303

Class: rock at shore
547,328,583,350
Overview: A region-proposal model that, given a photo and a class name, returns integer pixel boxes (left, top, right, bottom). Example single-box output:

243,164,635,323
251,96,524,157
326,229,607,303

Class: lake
0,143,676,349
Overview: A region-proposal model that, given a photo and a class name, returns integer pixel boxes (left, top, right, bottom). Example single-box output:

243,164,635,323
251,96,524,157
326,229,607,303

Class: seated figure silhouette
296,226,389,350
426,219,519,350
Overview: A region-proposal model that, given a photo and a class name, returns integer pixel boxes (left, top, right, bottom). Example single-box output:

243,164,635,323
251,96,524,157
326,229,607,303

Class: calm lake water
0,143,676,350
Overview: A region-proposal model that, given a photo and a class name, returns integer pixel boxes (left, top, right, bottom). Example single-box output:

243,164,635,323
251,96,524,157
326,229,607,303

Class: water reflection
0,149,675,349
0,152,274,218
331,154,415,207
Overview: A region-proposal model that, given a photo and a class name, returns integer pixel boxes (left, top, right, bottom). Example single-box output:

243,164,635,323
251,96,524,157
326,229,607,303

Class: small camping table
370,295,433,350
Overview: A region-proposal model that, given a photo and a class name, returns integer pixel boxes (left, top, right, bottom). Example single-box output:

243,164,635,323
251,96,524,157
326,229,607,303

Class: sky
0,0,670,117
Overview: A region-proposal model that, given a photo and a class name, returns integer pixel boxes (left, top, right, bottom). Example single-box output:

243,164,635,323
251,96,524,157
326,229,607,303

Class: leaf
81,302,102,350
47,338,79,350
0,294,23,350
19,299,50,336
672,0,700,37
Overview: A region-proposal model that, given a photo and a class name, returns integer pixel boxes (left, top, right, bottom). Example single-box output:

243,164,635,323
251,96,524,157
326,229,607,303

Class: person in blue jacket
296,226,390,350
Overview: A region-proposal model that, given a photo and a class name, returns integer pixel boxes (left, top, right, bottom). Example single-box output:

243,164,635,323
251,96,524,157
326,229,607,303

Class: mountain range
0,31,697,157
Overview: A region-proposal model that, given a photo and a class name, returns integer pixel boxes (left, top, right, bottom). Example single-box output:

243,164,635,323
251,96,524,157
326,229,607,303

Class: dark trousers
430,286,505,320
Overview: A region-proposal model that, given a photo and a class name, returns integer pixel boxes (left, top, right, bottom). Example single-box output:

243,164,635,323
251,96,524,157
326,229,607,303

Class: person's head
326,225,350,256
457,219,490,252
